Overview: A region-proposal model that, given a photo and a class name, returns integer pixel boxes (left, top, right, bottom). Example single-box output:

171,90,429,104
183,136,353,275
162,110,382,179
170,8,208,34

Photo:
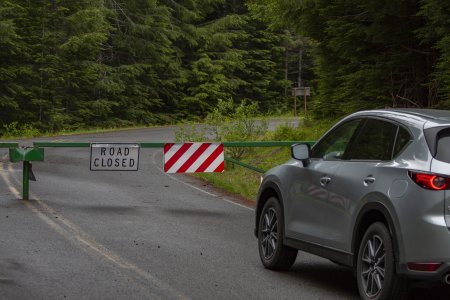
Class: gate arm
0,142,19,148
224,157,265,174
222,141,315,147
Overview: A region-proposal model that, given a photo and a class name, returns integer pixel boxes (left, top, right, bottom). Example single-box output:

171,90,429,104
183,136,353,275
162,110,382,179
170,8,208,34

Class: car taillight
409,171,450,190
407,262,442,272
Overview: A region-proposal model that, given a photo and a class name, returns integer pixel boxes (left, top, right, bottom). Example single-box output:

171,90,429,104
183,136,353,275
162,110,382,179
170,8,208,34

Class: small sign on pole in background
292,87,311,116
90,143,140,171
292,87,310,97
164,143,224,173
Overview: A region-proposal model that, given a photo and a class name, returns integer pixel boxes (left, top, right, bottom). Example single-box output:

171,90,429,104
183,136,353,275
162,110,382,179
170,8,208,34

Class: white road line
0,162,189,300
152,150,254,211
220,197,255,211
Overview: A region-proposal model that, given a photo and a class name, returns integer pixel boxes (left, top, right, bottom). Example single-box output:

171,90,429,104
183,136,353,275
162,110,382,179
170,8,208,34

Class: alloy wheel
360,235,386,298
260,207,278,259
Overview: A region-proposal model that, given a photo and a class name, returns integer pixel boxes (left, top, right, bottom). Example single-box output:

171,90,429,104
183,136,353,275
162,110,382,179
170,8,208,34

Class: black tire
258,197,297,270
356,222,409,300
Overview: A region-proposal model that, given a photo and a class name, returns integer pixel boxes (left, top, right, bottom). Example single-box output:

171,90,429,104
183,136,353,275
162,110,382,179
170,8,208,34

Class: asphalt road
0,125,449,299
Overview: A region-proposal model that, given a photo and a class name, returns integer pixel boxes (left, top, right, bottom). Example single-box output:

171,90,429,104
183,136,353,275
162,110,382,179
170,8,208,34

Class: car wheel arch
351,199,403,271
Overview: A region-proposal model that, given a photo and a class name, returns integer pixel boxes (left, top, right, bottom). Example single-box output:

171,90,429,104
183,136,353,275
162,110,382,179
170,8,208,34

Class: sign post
292,87,310,116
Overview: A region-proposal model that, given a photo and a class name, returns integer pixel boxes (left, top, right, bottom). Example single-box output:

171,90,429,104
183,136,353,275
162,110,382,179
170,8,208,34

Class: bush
266,118,336,142
176,99,268,159
2,122,41,138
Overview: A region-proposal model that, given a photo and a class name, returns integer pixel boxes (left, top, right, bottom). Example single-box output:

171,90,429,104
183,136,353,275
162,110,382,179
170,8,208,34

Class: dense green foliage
1,0,450,137
250,0,450,117
176,98,268,158
0,0,301,135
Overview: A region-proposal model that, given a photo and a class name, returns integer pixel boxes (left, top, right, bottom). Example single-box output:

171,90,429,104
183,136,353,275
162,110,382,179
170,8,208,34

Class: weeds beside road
175,99,335,199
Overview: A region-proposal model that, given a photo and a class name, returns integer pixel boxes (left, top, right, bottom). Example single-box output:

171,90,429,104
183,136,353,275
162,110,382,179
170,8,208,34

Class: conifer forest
1,0,449,134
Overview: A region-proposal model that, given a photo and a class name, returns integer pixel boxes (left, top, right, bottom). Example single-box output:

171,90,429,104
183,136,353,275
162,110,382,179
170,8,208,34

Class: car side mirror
291,143,311,166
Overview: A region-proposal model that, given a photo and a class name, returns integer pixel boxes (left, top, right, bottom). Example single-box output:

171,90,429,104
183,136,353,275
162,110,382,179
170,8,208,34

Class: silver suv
255,109,450,300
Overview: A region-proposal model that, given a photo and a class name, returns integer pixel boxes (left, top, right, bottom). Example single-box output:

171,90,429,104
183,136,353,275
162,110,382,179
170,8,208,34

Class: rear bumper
398,262,450,283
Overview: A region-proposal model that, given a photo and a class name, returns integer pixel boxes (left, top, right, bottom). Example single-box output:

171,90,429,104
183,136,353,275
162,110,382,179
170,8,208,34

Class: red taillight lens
407,262,442,272
409,171,450,190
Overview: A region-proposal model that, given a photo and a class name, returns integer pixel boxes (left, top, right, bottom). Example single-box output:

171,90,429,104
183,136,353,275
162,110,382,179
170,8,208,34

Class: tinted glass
436,128,450,163
393,126,411,157
345,119,397,161
311,119,361,160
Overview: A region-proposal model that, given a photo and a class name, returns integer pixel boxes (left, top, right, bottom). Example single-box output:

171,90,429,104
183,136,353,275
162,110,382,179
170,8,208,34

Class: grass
195,147,292,199
0,124,161,140
193,117,336,201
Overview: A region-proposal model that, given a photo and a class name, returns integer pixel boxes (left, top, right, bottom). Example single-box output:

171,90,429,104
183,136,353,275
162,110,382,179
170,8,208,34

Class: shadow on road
163,208,231,219
286,262,359,299
280,261,450,300
407,285,450,300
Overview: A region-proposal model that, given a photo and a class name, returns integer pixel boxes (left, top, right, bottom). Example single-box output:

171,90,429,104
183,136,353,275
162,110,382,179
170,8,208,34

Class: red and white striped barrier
163,143,224,173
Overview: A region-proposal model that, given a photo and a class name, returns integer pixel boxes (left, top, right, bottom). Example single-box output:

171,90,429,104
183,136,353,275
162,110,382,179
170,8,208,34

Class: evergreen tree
0,1,28,128
181,0,291,116
60,0,114,128
181,0,248,117
251,0,439,118
0,0,309,134
418,0,450,108
109,0,190,124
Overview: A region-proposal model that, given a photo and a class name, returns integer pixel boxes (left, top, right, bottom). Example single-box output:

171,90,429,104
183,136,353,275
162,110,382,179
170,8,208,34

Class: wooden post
304,88,307,115
294,94,297,116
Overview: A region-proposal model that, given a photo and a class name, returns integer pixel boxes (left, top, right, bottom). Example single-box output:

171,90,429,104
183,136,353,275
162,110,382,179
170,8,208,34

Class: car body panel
256,109,450,282
285,159,343,248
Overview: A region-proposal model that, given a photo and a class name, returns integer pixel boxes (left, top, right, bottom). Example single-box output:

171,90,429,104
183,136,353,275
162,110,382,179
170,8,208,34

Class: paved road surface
0,126,449,299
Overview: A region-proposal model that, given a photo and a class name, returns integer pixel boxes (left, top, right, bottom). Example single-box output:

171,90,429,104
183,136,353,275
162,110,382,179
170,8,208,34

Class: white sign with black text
90,143,140,171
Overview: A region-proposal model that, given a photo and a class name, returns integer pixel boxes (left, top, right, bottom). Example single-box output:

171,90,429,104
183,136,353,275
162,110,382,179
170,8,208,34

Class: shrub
175,99,268,159
2,122,40,138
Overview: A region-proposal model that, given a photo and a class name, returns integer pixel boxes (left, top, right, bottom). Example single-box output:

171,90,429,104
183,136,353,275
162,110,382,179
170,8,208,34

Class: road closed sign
90,143,140,171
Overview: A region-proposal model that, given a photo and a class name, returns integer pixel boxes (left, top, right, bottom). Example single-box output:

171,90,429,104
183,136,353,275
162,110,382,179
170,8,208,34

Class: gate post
9,147,44,200
22,161,30,200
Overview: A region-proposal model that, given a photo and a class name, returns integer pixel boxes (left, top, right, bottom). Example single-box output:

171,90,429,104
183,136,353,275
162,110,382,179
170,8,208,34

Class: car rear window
436,128,450,163
424,126,450,163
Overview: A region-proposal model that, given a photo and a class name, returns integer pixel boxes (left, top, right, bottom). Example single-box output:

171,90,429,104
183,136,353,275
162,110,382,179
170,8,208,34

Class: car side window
393,126,412,157
311,119,362,160
344,119,398,161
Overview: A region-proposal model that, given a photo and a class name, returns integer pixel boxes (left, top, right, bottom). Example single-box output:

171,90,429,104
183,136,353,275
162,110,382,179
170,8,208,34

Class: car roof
349,108,450,127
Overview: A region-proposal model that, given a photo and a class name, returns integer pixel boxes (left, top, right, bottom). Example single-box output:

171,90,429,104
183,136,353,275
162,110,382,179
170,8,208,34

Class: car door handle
320,176,331,186
363,176,376,186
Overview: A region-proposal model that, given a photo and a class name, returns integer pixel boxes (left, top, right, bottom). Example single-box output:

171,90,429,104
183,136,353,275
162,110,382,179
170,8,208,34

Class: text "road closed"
90,143,140,171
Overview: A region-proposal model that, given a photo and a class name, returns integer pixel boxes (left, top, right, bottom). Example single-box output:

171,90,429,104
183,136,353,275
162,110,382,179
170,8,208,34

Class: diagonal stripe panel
164,143,193,172
163,143,224,173
195,144,224,173
163,143,174,155
177,143,211,173
185,145,218,173
213,161,225,173
166,143,203,173
205,154,224,172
